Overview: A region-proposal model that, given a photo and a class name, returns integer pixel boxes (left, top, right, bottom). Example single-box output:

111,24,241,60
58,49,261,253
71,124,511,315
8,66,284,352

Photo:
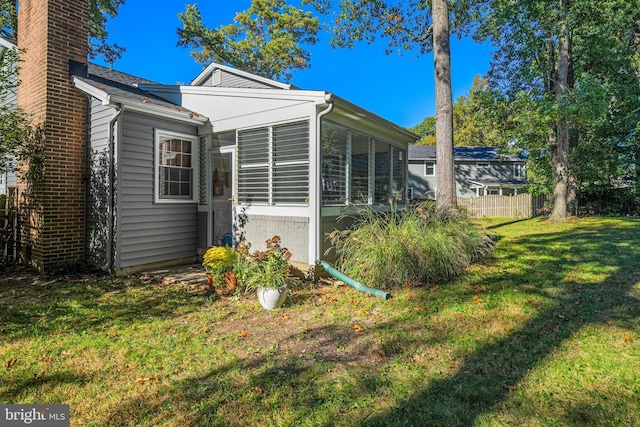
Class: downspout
314,95,334,265
316,260,391,300
102,103,123,271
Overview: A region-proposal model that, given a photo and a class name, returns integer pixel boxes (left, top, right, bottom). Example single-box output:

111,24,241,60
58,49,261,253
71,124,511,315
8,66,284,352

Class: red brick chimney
17,0,88,270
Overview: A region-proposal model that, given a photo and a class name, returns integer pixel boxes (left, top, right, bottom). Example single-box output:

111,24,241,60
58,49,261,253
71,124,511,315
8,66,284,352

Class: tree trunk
549,0,571,222
432,0,456,210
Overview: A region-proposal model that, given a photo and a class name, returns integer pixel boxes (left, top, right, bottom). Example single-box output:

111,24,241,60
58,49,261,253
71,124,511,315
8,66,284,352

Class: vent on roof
212,69,222,86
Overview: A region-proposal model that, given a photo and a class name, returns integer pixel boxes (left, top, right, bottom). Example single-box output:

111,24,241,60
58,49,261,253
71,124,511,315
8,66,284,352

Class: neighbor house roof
72,63,208,125
408,145,524,161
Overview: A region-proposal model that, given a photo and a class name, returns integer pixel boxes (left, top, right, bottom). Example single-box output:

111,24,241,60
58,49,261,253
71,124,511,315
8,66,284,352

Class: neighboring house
8,0,417,272
408,145,527,199
0,36,17,196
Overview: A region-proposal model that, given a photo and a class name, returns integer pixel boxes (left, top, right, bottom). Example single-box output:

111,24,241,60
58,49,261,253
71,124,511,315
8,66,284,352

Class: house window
238,120,310,205
351,131,370,203
321,121,406,206
374,141,391,203
155,130,197,202
424,161,435,177
238,127,270,204
392,148,405,202
321,122,348,205
273,121,309,204
514,163,525,179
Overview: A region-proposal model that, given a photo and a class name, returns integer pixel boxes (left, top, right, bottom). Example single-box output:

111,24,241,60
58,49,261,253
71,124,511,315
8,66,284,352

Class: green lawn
1,217,639,426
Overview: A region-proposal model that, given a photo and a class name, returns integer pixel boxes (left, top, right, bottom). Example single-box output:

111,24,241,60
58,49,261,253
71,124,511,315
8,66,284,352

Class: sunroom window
321,121,406,206
237,120,309,205
155,130,197,202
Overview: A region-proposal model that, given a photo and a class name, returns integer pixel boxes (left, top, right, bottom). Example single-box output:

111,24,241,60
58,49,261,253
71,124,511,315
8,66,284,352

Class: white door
210,148,235,246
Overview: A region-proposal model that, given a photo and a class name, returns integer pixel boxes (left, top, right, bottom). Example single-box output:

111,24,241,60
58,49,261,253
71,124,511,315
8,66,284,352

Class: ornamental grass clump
327,201,494,290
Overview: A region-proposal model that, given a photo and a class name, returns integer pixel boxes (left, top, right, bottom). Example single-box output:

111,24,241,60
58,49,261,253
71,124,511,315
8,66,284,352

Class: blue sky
94,0,494,129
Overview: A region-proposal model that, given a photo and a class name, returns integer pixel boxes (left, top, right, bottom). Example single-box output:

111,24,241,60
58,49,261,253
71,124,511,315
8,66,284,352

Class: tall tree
177,0,320,82
311,0,459,209
467,0,640,219
432,0,456,208
0,0,125,61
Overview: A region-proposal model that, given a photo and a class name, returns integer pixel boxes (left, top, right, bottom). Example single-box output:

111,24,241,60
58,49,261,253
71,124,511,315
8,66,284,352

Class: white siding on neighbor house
86,98,115,267
117,111,199,269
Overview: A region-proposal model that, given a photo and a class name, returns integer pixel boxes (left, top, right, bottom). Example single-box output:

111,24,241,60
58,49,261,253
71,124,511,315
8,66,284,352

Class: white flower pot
257,286,288,310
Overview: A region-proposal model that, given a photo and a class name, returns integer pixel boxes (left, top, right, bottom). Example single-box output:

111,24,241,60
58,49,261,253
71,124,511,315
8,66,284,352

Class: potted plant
202,246,236,294
237,236,294,310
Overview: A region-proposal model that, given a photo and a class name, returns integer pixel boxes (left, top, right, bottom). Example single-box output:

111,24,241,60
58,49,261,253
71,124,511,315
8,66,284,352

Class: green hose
316,261,391,300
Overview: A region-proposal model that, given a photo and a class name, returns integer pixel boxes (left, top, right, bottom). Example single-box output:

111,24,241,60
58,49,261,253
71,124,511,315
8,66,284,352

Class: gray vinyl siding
116,111,199,269
408,160,436,200
200,68,280,89
408,159,526,199
85,98,114,267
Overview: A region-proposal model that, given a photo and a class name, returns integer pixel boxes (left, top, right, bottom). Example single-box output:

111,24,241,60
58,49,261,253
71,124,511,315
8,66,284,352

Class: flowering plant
202,246,236,276
237,236,293,290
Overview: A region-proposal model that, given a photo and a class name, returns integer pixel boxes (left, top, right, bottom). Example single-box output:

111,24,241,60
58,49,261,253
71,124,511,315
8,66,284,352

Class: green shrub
326,201,494,290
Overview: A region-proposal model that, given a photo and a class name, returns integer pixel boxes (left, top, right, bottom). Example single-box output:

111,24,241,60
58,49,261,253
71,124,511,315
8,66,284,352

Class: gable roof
191,62,291,89
72,63,208,125
408,145,524,161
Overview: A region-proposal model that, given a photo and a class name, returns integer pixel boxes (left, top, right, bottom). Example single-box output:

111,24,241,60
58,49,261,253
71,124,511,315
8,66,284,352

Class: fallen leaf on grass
5,359,18,371
375,349,387,363
252,387,263,394
360,309,369,315
61,350,72,356
32,372,45,381
108,332,119,338
469,285,487,292
301,327,311,335
239,331,250,338
281,314,290,321
413,307,425,312
623,335,633,342
473,295,483,304
505,385,517,394
201,326,208,333
135,375,160,385
503,327,513,332
353,324,365,333
35,356,52,363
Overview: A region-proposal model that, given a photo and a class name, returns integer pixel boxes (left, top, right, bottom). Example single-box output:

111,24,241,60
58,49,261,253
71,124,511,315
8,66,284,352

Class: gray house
71,62,416,272
6,0,417,273
407,145,527,199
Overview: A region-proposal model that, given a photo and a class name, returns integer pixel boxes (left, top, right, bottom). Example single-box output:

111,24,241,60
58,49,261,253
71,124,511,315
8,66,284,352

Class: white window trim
154,129,199,204
514,163,526,179
424,161,436,177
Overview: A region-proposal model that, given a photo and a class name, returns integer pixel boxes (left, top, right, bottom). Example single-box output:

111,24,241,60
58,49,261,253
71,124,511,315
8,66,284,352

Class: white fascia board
73,77,208,125
0,36,16,49
142,84,329,105
190,62,291,89
72,76,110,103
331,96,418,143
108,95,209,125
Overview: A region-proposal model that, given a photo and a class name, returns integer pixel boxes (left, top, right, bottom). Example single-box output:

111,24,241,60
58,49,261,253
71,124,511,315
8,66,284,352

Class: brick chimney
17,0,88,270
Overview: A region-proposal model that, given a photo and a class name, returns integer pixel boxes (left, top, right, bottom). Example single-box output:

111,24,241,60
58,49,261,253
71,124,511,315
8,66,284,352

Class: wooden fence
0,187,20,262
457,194,548,218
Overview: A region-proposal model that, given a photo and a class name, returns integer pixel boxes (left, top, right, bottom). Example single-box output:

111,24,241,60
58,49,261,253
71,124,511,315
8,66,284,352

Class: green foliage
177,1,321,81
1,0,125,62
202,246,236,275
327,202,494,290
409,116,436,145
234,236,295,291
